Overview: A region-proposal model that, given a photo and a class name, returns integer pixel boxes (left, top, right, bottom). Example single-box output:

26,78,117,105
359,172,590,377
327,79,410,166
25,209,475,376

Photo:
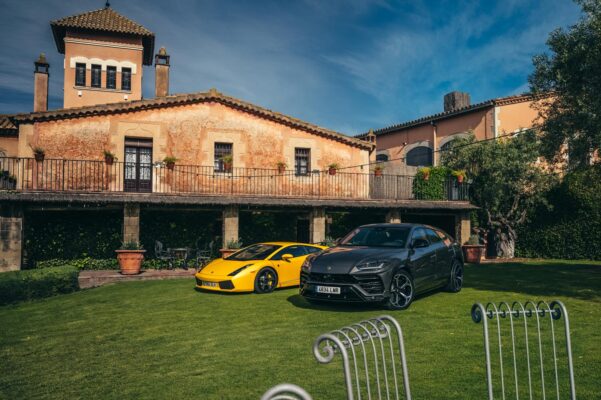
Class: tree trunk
491,221,516,259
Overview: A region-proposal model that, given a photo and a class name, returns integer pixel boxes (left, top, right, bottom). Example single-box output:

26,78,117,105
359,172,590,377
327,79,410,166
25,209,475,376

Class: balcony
0,157,469,204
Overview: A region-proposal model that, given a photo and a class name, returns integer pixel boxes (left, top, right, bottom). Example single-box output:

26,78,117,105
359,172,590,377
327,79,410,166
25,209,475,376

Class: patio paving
78,269,196,289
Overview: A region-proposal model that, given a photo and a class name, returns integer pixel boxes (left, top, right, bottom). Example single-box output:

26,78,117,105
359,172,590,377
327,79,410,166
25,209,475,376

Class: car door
270,245,308,286
425,228,451,285
408,227,437,292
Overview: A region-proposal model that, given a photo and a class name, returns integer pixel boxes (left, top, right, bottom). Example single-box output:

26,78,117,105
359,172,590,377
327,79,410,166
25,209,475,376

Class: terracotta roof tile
51,7,155,65
358,92,552,137
12,90,373,151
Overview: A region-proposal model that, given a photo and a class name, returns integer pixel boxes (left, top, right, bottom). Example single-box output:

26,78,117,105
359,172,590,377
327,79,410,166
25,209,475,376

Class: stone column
0,204,23,272
123,203,140,243
310,207,326,244
455,211,471,244
385,209,401,224
222,205,239,248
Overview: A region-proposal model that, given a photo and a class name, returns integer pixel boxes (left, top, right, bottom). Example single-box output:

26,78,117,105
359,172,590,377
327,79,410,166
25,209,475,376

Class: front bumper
195,276,237,291
300,271,389,303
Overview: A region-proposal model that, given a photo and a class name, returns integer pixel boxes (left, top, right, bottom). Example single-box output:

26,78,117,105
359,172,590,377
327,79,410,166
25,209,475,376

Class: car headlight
301,257,313,273
352,260,391,273
228,264,253,276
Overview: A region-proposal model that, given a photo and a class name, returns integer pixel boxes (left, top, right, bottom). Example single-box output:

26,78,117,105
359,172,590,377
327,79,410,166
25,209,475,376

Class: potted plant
33,147,45,162
219,239,243,259
374,165,384,177
328,163,339,176
221,154,233,172
103,150,117,165
419,166,431,181
452,169,466,183
276,161,287,174
163,156,177,170
462,234,485,264
115,241,146,275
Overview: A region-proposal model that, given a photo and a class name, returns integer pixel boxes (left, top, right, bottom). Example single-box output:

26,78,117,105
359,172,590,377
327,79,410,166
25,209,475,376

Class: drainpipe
430,121,438,166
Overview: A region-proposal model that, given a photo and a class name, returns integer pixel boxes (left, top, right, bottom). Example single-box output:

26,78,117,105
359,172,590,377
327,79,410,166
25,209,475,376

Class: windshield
340,226,411,248
227,244,281,261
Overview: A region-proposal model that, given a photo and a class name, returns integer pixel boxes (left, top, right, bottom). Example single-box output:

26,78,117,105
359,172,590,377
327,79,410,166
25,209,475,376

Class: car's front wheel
254,268,278,294
386,269,414,310
445,260,463,293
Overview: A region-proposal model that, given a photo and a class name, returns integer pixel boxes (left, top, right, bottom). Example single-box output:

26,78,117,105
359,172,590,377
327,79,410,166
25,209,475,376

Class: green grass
0,260,600,399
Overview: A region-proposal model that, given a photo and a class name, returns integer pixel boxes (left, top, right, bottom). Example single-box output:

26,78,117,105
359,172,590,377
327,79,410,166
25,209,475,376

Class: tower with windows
50,4,155,108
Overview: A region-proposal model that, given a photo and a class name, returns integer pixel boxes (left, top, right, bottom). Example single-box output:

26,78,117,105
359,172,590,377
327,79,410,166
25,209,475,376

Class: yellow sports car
195,242,327,293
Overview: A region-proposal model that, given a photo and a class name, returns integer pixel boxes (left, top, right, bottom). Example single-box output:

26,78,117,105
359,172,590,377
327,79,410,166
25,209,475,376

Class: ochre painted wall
0,137,18,157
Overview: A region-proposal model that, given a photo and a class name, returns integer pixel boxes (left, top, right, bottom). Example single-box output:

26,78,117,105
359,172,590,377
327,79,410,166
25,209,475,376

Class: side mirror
412,239,429,249
281,253,294,262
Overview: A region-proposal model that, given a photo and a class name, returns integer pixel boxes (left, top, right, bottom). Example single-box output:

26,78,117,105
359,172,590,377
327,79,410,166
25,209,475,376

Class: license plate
316,285,340,294
203,281,218,288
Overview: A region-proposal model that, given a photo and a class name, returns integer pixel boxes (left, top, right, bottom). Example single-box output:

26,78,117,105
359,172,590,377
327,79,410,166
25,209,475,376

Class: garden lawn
0,260,600,399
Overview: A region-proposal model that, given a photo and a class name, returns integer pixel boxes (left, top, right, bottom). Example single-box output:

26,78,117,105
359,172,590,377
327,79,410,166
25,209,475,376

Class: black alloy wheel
446,260,464,293
386,270,414,310
254,268,278,294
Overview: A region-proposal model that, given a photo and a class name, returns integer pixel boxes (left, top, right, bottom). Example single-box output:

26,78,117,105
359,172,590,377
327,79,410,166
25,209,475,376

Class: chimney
155,47,170,98
34,53,49,112
443,91,470,112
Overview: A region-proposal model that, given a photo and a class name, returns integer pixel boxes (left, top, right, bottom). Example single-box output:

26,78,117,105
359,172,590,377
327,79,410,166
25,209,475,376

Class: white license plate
316,285,340,294
203,281,218,288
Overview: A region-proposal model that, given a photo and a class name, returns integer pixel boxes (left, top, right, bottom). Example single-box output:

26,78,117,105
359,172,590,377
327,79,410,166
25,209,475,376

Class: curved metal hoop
261,383,313,400
312,315,412,400
471,300,576,400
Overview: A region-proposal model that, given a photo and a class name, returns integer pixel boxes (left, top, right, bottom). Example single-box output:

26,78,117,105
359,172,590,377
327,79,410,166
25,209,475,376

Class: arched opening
375,153,389,162
405,146,433,167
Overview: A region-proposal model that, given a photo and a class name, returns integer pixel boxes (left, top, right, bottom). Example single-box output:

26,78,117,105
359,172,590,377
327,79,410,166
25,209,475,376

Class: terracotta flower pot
223,162,232,173
374,169,383,177
423,172,430,181
116,250,146,275
457,175,464,183
462,245,485,264
219,248,237,259
34,154,45,163
165,162,175,170
277,165,286,174
328,168,337,176
105,156,114,165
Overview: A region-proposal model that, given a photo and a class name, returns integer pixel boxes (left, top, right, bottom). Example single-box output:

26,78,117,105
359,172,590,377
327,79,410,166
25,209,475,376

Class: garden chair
195,239,214,270
154,240,174,269
471,300,576,400
263,315,411,400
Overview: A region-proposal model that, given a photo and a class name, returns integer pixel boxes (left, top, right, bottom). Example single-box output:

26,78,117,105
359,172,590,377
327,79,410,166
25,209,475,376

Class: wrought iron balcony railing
0,157,469,202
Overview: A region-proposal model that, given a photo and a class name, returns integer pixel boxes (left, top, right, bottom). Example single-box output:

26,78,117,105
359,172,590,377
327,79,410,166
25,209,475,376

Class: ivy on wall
24,209,122,267
412,167,451,200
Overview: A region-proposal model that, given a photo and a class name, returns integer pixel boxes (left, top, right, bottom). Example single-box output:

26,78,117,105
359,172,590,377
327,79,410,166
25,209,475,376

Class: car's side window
425,228,442,244
303,246,322,254
435,229,453,246
411,228,429,247
271,245,307,260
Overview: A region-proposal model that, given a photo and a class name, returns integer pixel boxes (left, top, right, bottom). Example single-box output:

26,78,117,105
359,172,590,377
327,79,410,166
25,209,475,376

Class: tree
529,0,601,167
441,131,556,258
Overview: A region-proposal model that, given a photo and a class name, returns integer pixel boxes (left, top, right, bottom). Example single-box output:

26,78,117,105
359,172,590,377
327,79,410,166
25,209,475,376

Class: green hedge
516,164,601,260
35,258,190,270
0,266,80,305
412,167,451,200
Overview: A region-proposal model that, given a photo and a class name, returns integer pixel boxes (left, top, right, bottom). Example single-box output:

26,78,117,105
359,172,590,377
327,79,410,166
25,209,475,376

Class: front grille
303,272,384,294
218,280,235,290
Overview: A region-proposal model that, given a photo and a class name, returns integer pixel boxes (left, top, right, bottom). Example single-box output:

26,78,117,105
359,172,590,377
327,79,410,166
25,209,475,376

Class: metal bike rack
472,300,576,400
261,383,313,400
312,315,411,400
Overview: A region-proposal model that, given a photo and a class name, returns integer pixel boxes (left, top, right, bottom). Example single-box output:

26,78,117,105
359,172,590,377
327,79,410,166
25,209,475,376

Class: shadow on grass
464,261,601,300
287,294,385,313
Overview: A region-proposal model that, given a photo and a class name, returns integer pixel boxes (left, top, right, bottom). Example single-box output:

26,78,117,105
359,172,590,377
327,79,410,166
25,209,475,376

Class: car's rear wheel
254,268,278,294
445,260,463,292
386,270,414,310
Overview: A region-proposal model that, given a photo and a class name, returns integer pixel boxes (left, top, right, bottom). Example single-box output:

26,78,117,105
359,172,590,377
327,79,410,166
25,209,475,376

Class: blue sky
0,0,582,134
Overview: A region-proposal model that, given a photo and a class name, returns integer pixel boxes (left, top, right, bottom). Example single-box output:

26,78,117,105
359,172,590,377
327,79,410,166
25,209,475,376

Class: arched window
405,146,433,166
440,140,455,153
375,154,389,162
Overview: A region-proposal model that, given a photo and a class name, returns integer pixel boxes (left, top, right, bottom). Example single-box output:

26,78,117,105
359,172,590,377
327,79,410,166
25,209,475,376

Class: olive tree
529,0,601,167
441,131,556,258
